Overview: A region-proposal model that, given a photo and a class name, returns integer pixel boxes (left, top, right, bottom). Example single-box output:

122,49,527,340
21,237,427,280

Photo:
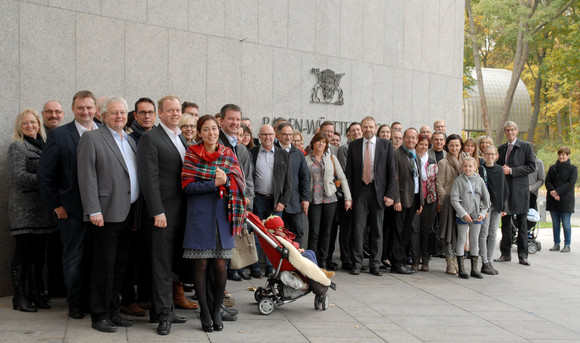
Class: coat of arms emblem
311,68,344,105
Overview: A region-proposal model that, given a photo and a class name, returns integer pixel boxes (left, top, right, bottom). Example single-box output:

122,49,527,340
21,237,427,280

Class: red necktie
363,141,372,184
505,143,513,164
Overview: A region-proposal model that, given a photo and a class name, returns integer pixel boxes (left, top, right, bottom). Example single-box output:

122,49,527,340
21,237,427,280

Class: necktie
505,143,513,164
363,140,372,184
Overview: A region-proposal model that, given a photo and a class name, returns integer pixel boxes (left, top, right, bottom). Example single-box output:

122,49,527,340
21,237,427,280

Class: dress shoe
221,304,238,315
421,263,429,272
381,259,391,269
250,270,263,278
91,319,117,333
69,307,85,319
518,258,530,266
227,270,242,281
494,255,511,262
121,302,147,317
202,324,213,332
238,270,252,280
213,323,224,331
411,263,420,271
549,244,560,251
157,320,171,336
110,315,134,327
350,267,360,275
370,268,383,276
326,263,337,271
341,262,353,271
391,266,416,274
220,307,238,321
561,245,570,252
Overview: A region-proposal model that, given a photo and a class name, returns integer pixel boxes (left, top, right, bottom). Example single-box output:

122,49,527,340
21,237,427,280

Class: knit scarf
401,146,418,177
181,143,246,235
446,152,464,176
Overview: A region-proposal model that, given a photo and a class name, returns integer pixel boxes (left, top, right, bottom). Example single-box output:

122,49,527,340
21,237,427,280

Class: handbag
330,155,341,188
230,226,259,269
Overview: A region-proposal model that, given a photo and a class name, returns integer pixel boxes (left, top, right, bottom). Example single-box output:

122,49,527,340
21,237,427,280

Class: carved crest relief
311,68,344,105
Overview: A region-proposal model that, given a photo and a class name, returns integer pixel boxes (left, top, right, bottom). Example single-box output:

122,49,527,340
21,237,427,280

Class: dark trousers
500,213,528,260
120,226,151,306
411,199,436,264
89,211,132,321
59,216,89,309
282,211,305,246
327,197,343,264
351,183,384,270
392,194,420,268
46,231,66,298
250,194,280,272
339,201,354,265
307,202,338,266
381,207,395,261
146,223,182,321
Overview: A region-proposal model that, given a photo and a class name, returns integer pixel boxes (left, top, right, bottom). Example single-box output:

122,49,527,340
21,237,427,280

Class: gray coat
528,157,545,196
450,173,490,220
8,140,57,235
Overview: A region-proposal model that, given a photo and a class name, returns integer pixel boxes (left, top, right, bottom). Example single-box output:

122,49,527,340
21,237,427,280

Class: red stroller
245,213,336,315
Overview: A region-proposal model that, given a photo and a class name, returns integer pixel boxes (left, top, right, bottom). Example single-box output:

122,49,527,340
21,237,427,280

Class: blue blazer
38,120,98,219
182,180,235,250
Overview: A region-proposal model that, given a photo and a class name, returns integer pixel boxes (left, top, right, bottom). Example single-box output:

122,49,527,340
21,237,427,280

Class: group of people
7,90,577,335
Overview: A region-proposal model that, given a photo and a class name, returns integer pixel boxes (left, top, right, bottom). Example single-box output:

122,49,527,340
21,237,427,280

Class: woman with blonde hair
179,113,197,146
8,109,57,312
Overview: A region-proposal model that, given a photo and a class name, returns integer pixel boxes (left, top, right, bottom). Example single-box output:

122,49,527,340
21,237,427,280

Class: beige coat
436,157,460,207
306,153,352,202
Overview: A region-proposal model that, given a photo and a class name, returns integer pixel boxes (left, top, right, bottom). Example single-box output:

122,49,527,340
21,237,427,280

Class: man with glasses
41,101,65,130
130,98,157,144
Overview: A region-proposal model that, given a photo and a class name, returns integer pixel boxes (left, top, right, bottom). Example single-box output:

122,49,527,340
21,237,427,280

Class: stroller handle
245,218,287,257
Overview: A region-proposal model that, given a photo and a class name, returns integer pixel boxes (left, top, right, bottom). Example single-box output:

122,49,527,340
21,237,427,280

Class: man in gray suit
77,97,138,333
137,95,188,335
427,131,446,163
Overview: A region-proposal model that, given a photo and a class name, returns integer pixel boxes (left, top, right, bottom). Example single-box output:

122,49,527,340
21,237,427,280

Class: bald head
42,101,64,130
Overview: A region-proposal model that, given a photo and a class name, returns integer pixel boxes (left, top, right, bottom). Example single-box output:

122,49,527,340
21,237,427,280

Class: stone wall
0,0,465,296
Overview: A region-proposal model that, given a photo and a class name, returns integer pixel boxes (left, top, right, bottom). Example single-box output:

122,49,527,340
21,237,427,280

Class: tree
473,0,576,144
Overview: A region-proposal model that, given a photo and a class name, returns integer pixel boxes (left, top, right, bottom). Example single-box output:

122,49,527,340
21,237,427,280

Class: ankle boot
456,256,469,279
470,256,483,279
11,265,37,312
173,282,199,309
445,258,457,275
481,261,495,275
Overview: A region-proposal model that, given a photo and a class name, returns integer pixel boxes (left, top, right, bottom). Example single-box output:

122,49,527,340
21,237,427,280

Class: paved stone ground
1,227,579,343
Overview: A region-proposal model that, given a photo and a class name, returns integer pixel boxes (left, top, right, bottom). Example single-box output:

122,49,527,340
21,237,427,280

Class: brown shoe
420,263,429,272
137,301,151,310
223,297,236,307
173,282,199,310
411,263,420,271
120,302,147,317
494,255,511,262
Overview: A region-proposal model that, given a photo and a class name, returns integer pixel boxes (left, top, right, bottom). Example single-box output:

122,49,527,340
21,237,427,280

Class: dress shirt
108,127,139,204
254,145,275,195
362,136,376,181
75,120,99,137
160,122,186,161
410,148,420,194
222,130,238,150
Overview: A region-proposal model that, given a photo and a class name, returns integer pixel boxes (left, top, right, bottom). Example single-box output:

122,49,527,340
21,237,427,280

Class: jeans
479,206,500,263
59,216,88,309
551,211,572,246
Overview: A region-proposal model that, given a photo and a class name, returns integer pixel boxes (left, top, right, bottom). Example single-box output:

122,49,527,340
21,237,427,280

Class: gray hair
503,121,518,130
103,96,129,114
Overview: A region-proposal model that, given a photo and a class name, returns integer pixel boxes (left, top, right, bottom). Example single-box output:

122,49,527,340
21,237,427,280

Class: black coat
497,139,536,214
545,160,577,213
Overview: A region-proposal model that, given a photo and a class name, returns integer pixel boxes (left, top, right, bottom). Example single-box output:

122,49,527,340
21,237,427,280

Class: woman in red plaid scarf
181,115,245,332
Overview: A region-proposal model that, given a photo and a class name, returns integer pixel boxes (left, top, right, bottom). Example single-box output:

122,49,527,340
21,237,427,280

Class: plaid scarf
181,143,246,235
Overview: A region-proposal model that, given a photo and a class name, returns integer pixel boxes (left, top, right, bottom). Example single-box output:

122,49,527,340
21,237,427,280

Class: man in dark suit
392,128,423,274
276,122,310,246
217,104,254,282
494,121,536,266
137,95,188,336
77,97,138,332
346,116,397,276
250,124,292,276
38,90,99,319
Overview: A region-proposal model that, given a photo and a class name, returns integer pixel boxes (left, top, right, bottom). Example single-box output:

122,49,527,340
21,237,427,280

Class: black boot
29,263,50,309
11,265,37,312
470,256,483,279
456,256,469,279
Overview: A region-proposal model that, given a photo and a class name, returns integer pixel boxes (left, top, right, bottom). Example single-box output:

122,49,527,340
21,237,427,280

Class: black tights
193,258,227,327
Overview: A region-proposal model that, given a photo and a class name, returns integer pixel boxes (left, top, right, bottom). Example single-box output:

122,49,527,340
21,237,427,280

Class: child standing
478,146,509,275
450,157,490,279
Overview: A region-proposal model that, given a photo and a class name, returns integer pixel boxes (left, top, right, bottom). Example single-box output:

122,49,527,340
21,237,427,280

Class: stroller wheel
321,294,330,311
258,297,274,315
314,295,321,310
536,241,541,251
254,287,266,303
528,242,538,254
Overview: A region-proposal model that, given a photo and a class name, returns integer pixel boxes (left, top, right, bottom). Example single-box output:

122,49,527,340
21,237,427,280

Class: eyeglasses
43,110,63,115
240,134,252,138
181,125,196,130
137,110,155,116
